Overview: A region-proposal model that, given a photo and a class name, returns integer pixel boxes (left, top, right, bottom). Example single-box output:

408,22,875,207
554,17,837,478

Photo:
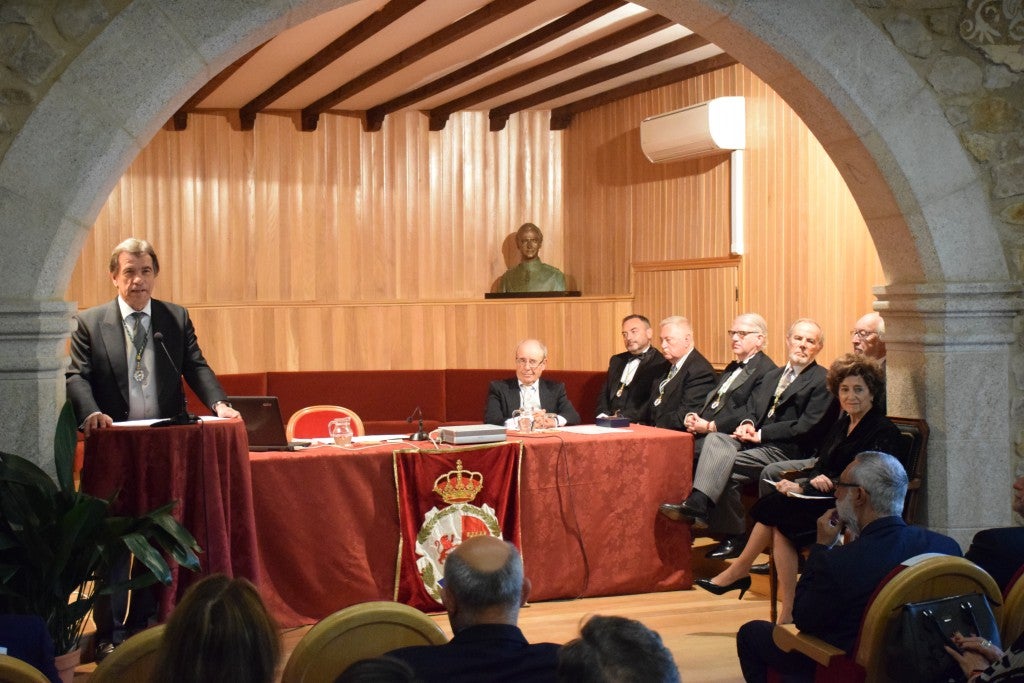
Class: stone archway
0,0,1016,540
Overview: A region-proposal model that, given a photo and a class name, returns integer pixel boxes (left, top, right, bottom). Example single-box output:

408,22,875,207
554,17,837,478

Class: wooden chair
1001,565,1024,645
286,405,364,441
0,655,49,683
767,417,929,621
771,554,1003,682
88,624,165,683
281,601,447,683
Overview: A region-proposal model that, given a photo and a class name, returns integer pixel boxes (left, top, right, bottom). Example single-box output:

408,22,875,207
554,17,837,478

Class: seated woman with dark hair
151,574,280,683
695,353,900,623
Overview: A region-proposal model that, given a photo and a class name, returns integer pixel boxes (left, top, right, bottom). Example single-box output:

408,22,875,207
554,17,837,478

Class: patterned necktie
767,367,796,419
129,312,147,353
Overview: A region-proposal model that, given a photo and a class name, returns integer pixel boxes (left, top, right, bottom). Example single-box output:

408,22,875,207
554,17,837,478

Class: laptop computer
228,395,308,452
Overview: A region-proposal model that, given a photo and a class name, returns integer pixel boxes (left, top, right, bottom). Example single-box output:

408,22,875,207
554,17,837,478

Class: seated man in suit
595,314,670,422
388,536,559,683
681,313,777,559
484,339,581,429
736,451,961,681
851,311,887,413
965,473,1024,591
640,316,716,430
659,319,837,546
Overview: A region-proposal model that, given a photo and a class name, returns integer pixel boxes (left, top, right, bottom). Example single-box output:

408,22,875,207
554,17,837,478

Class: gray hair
734,313,768,338
659,316,691,332
442,539,523,616
558,615,680,683
515,339,548,360
788,317,824,347
109,237,159,275
850,451,907,517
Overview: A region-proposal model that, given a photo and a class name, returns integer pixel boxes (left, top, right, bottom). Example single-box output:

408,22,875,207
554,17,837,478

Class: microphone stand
407,406,430,441
151,331,199,426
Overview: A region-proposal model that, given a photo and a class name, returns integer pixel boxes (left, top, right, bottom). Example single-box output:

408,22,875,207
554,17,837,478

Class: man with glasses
640,316,716,430
659,319,837,541
484,338,581,429
595,314,670,421
677,313,777,558
736,451,960,681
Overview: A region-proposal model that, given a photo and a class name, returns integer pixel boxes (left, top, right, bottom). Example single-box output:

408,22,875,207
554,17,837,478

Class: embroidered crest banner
393,441,523,611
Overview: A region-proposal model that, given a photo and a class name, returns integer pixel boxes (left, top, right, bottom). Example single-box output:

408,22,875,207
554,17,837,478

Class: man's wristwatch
213,400,232,411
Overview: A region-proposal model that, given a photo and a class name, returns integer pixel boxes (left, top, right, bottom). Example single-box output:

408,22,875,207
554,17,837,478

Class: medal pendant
653,397,662,407
615,386,623,398
710,399,720,410
133,367,146,383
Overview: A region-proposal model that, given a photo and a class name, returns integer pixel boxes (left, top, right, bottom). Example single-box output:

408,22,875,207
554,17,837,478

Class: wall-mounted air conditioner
639,96,745,163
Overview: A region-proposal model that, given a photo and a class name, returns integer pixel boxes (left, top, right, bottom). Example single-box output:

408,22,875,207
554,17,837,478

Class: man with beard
735,451,961,682
595,314,670,421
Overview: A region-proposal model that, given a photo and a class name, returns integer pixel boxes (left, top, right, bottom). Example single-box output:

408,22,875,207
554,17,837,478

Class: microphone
151,331,199,426
406,406,429,441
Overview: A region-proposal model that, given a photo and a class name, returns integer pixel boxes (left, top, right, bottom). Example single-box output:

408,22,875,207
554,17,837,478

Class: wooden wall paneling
633,265,739,367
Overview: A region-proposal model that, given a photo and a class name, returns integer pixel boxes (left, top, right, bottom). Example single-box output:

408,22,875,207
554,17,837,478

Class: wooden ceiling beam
238,0,428,131
488,32,710,131
301,0,537,132
428,13,672,131
362,0,624,132
549,52,738,130
169,44,264,131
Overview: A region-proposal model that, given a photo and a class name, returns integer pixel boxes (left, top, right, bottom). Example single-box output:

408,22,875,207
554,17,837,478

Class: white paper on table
559,424,634,435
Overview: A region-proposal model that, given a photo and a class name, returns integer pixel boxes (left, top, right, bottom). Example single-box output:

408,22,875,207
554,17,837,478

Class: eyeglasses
728,330,760,338
515,358,544,369
850,329,876,340
834,481,860,489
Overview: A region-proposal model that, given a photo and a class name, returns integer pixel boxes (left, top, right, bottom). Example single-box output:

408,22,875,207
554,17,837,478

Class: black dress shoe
658,501,709,529
95,641,116,662
694,576,751,600
750,562,770,575
706,536,746,560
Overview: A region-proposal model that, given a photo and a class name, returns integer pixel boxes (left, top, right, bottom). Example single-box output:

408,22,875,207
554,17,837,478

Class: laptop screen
227,395,291,450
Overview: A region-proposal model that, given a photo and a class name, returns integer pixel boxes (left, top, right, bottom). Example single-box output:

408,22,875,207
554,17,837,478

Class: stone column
877,282,1022,547
0,300,74,479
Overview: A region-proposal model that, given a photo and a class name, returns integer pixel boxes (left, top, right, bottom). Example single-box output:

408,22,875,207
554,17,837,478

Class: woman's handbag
885,592,1001,683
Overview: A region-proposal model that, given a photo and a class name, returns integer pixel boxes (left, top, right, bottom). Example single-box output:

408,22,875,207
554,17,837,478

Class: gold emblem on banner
432,459,484,504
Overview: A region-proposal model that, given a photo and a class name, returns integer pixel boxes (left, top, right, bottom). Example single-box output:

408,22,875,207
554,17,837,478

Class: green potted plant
0,400,201,656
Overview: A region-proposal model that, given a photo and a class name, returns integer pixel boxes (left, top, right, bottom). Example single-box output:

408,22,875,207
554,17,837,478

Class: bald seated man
484,339,581,429
387,536,559,683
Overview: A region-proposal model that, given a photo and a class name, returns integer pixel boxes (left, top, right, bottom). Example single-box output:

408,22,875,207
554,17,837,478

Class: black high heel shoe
694,576,751,600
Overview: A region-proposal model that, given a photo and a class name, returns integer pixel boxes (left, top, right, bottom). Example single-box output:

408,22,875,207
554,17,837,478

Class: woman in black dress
696,353,899,623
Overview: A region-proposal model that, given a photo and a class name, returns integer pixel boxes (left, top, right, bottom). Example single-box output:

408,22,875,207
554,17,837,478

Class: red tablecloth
80,418,261,618
249,425,694,627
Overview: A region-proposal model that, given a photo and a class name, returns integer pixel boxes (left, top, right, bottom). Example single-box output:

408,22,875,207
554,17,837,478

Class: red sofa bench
185,369,607,435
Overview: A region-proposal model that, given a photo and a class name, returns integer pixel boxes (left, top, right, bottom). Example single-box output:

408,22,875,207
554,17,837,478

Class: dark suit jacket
641,349,716,430
388,623,559,683
965,527,1024,591
66,298,227,424
484,378,581,426
803,407,902,487
794,516,962,651
742,361,839,458
595,347,670,420
696,351,777,435
0,615,61,683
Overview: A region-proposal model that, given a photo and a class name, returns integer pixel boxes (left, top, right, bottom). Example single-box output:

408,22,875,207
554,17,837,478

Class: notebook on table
227,395,308,452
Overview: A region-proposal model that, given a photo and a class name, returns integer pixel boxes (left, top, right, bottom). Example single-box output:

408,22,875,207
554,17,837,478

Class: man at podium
66,237,239,434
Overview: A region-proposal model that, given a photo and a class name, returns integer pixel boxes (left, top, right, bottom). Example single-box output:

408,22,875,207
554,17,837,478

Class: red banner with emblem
393,441,522,612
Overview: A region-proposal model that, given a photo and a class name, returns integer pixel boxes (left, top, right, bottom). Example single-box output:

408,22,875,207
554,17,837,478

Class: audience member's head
785,318,824,369
558,615,681,683
851,312,885,359
836,451,907,535
440,535,527,634
658,316,694,364
151,574,280,683
335,656,420,683
729,313,767,362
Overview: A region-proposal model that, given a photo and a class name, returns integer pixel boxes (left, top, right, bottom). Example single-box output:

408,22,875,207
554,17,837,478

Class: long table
249,425,694,627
